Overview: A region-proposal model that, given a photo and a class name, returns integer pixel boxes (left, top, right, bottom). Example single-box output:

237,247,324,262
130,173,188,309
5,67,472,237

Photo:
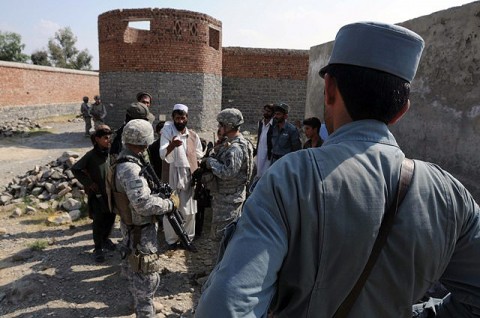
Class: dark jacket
71,146,110,213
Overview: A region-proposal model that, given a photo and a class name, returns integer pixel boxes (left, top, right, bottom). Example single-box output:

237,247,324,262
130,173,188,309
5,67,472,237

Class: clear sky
0,0,474,69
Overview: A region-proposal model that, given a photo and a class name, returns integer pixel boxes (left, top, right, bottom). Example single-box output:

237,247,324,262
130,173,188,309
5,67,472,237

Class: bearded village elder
114,119,179,317
201,108,253,251
160,104,203,249
196,22,480,317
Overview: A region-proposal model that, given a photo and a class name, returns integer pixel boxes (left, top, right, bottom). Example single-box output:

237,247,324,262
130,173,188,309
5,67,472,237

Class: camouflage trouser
210,194,243,242
93,118,104,129
83,117,92,135
132,271,160,318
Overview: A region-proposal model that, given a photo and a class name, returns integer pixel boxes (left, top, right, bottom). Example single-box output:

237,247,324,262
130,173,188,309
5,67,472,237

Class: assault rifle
140,163,197,252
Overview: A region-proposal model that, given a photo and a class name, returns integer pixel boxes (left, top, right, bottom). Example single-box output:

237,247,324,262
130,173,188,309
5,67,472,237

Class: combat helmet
122,119,154,146
217,108,244,128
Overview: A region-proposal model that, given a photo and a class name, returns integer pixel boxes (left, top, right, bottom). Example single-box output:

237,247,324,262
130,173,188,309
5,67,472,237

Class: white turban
173,104,188,113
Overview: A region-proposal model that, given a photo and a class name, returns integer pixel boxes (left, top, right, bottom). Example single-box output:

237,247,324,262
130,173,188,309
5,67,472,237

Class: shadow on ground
0,131,91,150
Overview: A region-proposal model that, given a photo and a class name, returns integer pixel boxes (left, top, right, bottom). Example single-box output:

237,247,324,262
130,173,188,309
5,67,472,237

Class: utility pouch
128,252,162,274
140,253,162,274
201,171,218,193
127,252,142,272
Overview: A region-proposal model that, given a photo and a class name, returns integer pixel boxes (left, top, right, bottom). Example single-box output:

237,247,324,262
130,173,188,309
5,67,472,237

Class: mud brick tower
98,8,222,130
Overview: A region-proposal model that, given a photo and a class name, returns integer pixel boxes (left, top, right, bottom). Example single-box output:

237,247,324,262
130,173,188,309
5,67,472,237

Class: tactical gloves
169,191,180,210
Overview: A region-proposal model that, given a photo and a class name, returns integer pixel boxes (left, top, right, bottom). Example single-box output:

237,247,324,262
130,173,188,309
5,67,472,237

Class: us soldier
90,95,107,128
114,119,179,317
202,108,254,245
80,96,92,137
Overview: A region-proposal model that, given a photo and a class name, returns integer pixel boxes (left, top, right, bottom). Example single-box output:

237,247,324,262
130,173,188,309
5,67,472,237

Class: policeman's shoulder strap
333,158,415,318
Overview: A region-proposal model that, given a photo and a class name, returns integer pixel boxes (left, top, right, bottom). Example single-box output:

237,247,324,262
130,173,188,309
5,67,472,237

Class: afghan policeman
270,102,302,164
196,22,480,317
202,108,254,243
114,119,179,317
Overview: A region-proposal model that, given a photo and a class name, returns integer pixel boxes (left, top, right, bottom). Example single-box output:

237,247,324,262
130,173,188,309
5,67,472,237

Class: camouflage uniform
115,119,174,317
90,96,107,128
205,109,254,241
80,97,91,136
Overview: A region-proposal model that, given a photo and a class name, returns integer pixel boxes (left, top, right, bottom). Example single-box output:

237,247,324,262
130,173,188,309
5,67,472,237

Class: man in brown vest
159,104,203,249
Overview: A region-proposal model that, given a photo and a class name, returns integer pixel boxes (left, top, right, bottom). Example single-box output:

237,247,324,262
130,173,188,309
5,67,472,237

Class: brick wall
222,47,309,130
0,61,99,117
100,72,221,131
223,47,309,80
1,9,310,133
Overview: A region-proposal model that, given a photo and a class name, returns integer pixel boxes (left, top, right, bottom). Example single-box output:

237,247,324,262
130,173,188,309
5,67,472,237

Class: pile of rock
0,151,87,223
0,117,43,137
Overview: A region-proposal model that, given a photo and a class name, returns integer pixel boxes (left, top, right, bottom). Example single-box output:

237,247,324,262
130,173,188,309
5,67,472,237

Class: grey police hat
126,102,149,120
319,22,425,82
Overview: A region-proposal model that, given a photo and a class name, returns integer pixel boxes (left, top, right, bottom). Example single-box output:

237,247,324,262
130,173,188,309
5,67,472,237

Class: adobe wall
222,47,309,130
0,61,99,121
305,1,480,200
98,8,222,131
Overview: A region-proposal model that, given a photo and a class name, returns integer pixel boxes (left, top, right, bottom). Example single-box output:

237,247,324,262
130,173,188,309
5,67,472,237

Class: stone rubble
0,117,43,137
0,150,87,224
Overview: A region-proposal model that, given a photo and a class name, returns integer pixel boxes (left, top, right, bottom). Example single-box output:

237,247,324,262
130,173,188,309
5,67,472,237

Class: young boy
71,125,116,263
302,117,323,148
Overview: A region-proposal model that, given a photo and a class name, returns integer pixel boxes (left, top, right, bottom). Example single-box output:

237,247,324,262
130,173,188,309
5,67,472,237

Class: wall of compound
0,61,99,121
99,72,222,130
98,8,223,131
306,1,480,200
222,47,309,131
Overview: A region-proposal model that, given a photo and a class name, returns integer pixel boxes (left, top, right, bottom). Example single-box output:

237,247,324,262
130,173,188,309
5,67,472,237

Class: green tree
0,31,29,62
47,27,92,70
31,50,51,66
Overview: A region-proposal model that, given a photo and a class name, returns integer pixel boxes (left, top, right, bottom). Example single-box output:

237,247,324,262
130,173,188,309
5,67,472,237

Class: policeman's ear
389,100,410,125
324,73,337,106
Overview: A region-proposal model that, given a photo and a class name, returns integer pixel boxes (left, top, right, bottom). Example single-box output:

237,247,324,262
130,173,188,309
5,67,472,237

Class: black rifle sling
333,158,415,318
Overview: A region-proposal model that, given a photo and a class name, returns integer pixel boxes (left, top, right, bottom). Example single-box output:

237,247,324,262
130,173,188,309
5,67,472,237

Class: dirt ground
0,117,217,318
0,117,92,188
